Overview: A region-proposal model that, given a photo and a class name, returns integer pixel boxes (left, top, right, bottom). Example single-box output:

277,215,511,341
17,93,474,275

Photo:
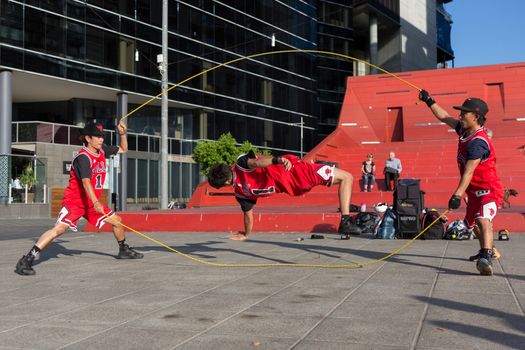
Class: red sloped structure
87,62,525,233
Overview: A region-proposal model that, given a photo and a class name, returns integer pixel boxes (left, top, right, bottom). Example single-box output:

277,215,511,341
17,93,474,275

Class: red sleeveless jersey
63,147,108,208
233,154,334,201
457,128,503,204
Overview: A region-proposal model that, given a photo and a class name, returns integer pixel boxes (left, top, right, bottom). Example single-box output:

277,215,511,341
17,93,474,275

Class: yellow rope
119,49,422,123
105,210,448,268
111,49,433,268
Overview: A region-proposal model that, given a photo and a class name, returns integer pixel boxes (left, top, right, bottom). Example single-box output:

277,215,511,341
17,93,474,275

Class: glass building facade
0,0,318,204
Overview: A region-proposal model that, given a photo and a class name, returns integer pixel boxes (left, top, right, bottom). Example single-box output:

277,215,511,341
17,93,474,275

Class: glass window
66,60,86,82
66,20,85,59
85,66,117,88
137,159,148,200
17,123,37,142
86,27,118,69
86,26,104,66
85,7,119,31
127,158,136,202
137,135,148,152
149,137,159,153
25,8,46,51
66,0,85,20
70,127,83,146
0,46,24,69
127,134,137,151
45,14,65,56
149,160,159,199
26,0,65,14
169,161,181,199
0,1,24,46
24,53,66,78
53,125,69,144
181,162,191,198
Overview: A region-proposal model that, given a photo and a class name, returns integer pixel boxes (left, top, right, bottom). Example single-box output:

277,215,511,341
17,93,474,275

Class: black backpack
353,212,380,233
421,209,446,240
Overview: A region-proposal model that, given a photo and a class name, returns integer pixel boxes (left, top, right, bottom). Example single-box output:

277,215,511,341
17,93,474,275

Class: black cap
453,97,489,118
80,122,104,137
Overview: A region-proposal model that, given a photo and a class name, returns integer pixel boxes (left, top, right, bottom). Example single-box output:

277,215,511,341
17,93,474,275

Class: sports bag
354,212,380,234
375,208,398,239
421,209,445,240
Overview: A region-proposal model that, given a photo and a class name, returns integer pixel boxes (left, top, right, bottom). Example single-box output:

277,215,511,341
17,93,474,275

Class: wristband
272,157,280,165
119,133,126,136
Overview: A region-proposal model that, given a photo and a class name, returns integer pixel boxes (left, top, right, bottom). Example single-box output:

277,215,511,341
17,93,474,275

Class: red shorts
57,203,115,232
285,162,334,195
464,191,498,229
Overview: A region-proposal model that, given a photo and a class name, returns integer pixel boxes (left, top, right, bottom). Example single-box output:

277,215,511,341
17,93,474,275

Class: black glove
448,195,462,210
419,89,436,107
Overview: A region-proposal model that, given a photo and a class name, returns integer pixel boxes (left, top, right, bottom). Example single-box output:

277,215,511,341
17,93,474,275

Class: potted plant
19,163,37,203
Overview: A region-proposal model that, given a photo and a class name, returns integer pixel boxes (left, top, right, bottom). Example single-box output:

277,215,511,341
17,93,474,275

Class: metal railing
12,121,200,155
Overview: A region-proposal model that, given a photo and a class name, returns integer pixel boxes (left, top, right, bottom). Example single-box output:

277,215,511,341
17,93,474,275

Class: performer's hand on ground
281,157,292,171
229,232,248,241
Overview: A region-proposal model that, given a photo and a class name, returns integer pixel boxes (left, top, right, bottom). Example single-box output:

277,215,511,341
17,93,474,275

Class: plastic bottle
360,202,366,212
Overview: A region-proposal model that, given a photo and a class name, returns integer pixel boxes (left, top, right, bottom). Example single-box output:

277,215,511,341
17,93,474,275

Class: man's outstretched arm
247,156,292,171
419,90,459,129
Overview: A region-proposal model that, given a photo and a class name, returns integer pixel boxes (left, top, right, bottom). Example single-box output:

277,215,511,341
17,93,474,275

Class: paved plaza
0,219,524,349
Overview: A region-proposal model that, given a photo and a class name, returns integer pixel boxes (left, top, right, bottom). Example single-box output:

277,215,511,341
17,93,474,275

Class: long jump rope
106,49,449,268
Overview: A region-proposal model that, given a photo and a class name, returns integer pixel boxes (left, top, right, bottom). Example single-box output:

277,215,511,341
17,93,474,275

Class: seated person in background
207,151,361,240
361,153,376,192
384,151,402,191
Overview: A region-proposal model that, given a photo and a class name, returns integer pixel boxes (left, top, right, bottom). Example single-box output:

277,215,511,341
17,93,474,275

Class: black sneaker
476,256,493,276
338,217,362,236
117,244,144,259
469,249,483,261
15,255,36,276
469,248,500,261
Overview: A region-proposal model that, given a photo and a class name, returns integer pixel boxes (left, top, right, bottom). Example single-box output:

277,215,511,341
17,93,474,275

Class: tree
19,163,37,190
192,133,271,175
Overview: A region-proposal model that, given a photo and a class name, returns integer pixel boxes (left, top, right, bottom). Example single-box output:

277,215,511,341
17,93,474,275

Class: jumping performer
15,122,143,276
207,151,361,240
419,90,503,275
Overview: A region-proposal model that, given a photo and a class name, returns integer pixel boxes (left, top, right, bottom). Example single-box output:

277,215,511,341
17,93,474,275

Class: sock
481,248,493,259
28,245,41,259
341,215,350,221
118,239,126,248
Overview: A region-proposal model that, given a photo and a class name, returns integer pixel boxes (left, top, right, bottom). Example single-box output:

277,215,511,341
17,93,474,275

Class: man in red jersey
207,151,361,240
419,90,503,276
15,122,143,276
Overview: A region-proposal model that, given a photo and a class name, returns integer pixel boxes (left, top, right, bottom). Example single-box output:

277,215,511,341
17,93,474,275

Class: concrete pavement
0,219,524,349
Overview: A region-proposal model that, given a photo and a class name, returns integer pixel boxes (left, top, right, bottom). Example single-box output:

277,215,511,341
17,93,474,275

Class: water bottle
360,202,366,212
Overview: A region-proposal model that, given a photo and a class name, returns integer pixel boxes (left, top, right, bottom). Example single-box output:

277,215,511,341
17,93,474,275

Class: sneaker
338,217,362,236
476,256,493,276
15,255,36,276
117,244,144,259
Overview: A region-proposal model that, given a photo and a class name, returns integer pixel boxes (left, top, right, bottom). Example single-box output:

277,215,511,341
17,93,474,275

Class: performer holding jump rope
15,121,143,276
419,90,503,276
